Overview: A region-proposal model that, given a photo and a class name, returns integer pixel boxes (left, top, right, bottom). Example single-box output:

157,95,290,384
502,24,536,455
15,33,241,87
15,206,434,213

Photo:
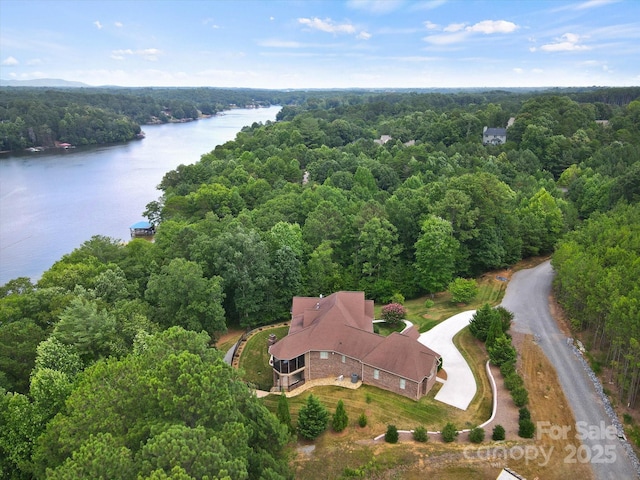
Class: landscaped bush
297,394,329,440
469,427,485,443
381,303,406,326
385,424,399,443
424,299,435,309
511,386,529,407
518,418,535,438
358,412,368,428
504,371,524,391
332,399,348,432
413,426,428,442
500,360,516,377
519,407,531,421
492,424,506,441
441,422,458,443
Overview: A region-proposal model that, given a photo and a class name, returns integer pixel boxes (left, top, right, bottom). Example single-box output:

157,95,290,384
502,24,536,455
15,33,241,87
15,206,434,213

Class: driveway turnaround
418,310,477,410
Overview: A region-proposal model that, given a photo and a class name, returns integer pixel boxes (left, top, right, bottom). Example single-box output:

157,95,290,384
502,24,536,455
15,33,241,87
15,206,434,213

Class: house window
373,369,379,380
399,379,406,390
341,355,346,363
320,351,328,359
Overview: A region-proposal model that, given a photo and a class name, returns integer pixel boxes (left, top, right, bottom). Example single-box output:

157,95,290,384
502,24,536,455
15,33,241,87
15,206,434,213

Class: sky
1,0,638,89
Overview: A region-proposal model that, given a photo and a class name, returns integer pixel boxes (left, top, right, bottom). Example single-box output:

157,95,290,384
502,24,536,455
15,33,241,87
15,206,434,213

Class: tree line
0,87,639,478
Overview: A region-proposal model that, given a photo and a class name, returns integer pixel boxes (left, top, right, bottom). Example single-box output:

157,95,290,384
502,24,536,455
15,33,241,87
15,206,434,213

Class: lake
0,106,280,285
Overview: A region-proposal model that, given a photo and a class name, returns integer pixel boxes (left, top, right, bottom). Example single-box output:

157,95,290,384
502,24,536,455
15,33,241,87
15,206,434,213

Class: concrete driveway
418,310,477,410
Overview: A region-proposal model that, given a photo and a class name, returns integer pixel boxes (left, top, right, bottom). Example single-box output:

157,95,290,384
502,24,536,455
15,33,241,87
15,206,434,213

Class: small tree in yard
385,424,399,443
413,426,428,442
492,424,506,441
488,334,517,366
332,399,348,432
358,412,368,428
511,386,529,407
469,303,495,341
448,278,478,304
297,394,329,440
381,303,406,326
519,418,536,438
276,392,293,434
469,427,485,443
441,422,458,443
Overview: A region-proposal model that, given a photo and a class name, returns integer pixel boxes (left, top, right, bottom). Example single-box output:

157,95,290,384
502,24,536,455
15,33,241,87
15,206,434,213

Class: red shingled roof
270,291,440,383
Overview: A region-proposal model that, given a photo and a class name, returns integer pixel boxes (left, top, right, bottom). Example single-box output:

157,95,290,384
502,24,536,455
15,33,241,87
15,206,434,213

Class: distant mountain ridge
0,78,91,87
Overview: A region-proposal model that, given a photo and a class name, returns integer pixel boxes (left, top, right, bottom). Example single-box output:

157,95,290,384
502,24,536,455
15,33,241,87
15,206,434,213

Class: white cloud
424,21,439,30
424,19,519,45
298,17,356,35
114,21,123,28
540,33,590,52
357,31,372,40
513,67,524,74
111,48,162,61
444,23,465,33
532,68,544,74
26,58,43,65
2,56,19,65
466,20,518,34
270,16,275,21
410,0,448,11
93,20,103,30
575,0,620,10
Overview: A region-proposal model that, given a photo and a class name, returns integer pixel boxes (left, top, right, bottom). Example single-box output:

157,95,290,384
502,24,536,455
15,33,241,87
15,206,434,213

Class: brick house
268,291,441,401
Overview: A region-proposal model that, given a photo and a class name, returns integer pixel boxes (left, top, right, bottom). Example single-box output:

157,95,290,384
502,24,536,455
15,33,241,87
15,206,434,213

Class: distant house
483,126,507,145
374,134,393,145
129,221,155,237
269,291,441,401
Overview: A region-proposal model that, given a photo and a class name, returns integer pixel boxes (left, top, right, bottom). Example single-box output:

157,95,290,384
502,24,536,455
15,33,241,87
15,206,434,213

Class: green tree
332,400,348,433
414,215,460,293
384,424,399,443
358,413,368,428
297,394,329,440
32,327,291,479
0,319,46,393
357,217,402,280
441,422,458,443
468,303,495,342
276,393,293,435
412,426,428,442
488,335,517,366
469,427,485,443
485,315,504,349
145,258,226,335
448,278,478,304
492,425,506,441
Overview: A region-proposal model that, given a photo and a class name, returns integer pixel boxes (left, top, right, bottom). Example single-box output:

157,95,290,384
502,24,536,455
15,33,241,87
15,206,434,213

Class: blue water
0,107,279,284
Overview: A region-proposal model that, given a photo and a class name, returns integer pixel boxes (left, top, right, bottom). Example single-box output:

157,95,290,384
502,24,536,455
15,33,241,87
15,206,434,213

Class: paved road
418,310,477,410
502,260,639,479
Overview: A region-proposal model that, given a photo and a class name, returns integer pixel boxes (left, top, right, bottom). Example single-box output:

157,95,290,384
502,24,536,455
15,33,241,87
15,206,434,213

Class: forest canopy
1,86,639,479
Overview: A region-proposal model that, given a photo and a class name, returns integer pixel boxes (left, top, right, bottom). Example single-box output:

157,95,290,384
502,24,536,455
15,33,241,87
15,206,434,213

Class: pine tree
297,394,329,440
332,399,348,432
276,392,293,434
469,303,494,341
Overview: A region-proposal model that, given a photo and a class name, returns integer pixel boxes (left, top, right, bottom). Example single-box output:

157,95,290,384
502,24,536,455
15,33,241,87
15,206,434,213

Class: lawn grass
237,326,288,390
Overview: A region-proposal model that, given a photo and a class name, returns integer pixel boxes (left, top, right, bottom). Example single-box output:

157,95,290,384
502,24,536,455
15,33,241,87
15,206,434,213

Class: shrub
512,386,529,407
504,371,524,391
519,407,531,421
297,394,329,440
500,360,516,377
424,299,435,309
488,335,517,366
276,392,293,434
358,412,368,428
385,424,399,443
492,424,506,441
518,418,535,438
469,303,495,341
365,393,373,404
381,303,406,326
413,426,428,442
332,399,348,432
390,292,405,304
441,422,458,443
469,427,485,443
448,277,478,304
623,413,633,424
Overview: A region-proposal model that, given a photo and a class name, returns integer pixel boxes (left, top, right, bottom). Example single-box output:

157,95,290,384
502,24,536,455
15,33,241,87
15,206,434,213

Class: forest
0,86,639,479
